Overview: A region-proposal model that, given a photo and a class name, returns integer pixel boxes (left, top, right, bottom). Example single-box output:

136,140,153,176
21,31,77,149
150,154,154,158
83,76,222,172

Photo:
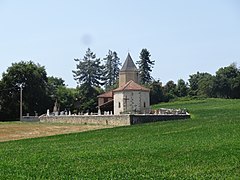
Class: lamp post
20,84,23,121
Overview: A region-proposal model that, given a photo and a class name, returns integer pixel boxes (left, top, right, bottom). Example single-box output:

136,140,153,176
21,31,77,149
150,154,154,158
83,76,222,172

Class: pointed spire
120,53,138,71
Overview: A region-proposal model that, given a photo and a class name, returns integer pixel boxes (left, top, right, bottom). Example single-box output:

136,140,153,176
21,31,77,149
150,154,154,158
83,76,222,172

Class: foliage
103,50,121,90
176,79,188,97
148,80,165,105
46,76,65,111
214,63,240,98
163,80,177,101
73,48,104,112
0,61,50,120
56,87,77,112
137,48,155,84
0,99,240,179
73,48,104,87
75,83,101,113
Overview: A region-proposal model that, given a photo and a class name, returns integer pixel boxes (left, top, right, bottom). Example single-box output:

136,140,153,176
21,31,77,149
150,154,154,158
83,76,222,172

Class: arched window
144,102,146,108
118,102,121,108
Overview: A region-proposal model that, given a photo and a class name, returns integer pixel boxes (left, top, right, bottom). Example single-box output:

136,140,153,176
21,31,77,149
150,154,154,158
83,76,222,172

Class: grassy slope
0,98,240,179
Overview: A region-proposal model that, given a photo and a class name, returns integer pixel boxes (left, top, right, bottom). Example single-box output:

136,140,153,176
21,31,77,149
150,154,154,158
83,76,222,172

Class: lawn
0,98,239,179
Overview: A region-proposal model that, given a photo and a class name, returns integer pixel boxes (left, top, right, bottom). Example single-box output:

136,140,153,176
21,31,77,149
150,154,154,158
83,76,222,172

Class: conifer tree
137,48,155,84
103,50,121,90
73,48,104,87
72,48,104,113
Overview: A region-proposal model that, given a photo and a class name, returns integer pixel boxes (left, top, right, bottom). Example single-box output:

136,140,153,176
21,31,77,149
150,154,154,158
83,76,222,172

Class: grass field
0,98,240,179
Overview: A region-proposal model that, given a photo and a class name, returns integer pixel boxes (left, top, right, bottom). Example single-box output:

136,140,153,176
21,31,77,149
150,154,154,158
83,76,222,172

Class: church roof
120,53,138,71
113,80,150,92
97,90,113,98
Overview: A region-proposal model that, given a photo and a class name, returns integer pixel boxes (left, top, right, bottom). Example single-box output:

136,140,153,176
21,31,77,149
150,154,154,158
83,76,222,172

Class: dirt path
0,122,113,142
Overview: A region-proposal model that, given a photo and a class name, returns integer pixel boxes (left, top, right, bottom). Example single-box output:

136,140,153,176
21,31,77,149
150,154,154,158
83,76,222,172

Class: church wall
114,90,150,115
113,92,124,115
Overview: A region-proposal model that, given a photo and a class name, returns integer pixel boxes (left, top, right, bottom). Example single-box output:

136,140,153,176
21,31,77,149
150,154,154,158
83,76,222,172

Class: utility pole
20,84,23,121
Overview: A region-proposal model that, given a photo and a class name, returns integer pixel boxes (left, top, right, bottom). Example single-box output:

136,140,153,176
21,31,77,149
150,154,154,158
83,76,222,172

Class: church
98,53,150,115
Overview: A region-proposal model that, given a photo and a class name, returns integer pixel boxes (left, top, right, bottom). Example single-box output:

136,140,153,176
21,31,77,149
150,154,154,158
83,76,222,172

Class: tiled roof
113,80,150,92
97,90,113,98
120,53,138,71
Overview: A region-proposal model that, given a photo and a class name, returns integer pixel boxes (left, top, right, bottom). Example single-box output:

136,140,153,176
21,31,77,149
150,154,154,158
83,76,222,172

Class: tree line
0,47,239,120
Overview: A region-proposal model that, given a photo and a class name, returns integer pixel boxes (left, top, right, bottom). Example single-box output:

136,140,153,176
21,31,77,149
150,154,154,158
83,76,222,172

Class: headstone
69,111,71,116
47,109,50,116
98,108,101,115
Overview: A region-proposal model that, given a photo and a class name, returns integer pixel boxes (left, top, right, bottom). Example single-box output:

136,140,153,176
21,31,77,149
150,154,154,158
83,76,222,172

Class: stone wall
40,115,131,126
39,114,190,126
129,114,190,125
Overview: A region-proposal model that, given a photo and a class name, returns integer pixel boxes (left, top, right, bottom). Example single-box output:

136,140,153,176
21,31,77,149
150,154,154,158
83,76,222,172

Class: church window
118,102,121,108
144,102,146,108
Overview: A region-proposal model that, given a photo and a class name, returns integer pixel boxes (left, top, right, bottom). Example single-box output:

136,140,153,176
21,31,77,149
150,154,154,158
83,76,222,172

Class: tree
0,61,50,120
214,63,239,98
75,84,102,113
46,76,67,112
137,48,155,84
72,48,104,113
148,80,165,105
163,80,177,101
197,74,215,97
103,50,121,90
176,79,188,97
72,48,104,87
56,86,77,113
189,72,213,96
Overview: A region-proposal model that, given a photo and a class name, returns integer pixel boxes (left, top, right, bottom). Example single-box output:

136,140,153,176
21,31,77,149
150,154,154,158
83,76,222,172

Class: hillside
0,98,239,179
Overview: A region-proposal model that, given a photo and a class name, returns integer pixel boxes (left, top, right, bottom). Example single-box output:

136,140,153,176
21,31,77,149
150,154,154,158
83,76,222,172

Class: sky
0,0,240,87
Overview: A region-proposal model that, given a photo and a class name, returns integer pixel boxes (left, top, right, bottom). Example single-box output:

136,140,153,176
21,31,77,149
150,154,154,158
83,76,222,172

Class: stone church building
98,53,150,115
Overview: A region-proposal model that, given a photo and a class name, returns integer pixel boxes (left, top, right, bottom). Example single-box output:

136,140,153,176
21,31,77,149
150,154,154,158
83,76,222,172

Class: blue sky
1,0,239,87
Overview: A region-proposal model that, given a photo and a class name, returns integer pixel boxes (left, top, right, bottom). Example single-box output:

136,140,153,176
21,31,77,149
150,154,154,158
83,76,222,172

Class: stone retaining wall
130,114,190,125
39,114,190,126
40,115,131,126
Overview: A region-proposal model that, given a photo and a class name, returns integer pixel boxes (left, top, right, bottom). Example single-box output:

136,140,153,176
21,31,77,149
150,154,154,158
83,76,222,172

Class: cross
123,96,129,111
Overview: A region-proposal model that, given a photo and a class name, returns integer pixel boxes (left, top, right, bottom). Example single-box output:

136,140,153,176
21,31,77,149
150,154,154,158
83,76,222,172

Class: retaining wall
40,115,131,126
39,114,190,126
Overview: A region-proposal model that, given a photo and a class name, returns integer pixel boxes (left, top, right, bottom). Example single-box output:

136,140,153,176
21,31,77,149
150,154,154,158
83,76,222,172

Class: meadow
0,98,239,179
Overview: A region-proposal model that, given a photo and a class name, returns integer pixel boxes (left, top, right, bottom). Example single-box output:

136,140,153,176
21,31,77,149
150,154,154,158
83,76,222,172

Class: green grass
0,98,240,179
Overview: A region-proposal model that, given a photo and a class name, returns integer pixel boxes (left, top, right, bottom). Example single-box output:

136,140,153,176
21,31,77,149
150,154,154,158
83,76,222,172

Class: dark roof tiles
120,53,138,71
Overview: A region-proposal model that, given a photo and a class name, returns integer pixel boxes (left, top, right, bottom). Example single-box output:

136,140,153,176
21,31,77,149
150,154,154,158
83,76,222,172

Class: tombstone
109,111,112,115
60,111,64,115
47,109,50,116
98,108,101,115
69,111,71,116
26,113,30,117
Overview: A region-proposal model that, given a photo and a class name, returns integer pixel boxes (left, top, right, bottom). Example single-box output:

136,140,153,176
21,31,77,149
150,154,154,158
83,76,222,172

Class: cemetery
22,53,190,125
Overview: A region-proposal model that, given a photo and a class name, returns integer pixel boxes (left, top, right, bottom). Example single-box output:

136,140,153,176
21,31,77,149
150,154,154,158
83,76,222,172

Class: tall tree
189,72,213,96
72,48,104,113
0,61,50,120
163,80,177,101
72,48,104,87
214,63,239,98
137,48,155,84
176,79,188,97
148,80,165,105
103,50,121,90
